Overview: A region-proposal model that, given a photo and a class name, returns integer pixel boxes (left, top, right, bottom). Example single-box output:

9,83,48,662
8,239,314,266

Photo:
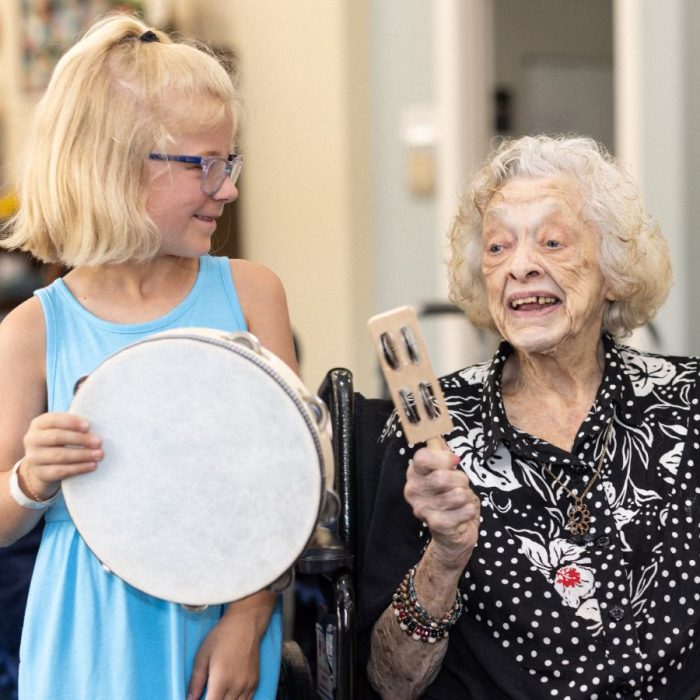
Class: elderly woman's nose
507,240,541,280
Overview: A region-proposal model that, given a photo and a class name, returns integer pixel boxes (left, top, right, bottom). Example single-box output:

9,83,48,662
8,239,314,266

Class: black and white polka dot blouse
358,334,700,700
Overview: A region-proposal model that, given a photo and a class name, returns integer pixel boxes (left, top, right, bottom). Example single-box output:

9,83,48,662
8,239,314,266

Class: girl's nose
212,178,238,203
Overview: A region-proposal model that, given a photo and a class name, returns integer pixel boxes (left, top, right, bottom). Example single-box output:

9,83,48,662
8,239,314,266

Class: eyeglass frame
147,153,244,195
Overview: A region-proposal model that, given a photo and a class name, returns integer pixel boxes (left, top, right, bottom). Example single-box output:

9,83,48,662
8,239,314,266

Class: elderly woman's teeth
511,296,558,309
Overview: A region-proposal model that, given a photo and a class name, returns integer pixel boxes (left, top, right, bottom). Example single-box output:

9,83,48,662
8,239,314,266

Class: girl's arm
187,590,277,700
230,259,299,373
0,298,103,546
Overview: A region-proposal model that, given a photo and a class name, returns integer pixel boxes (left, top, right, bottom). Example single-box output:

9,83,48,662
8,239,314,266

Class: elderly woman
358,135,699,699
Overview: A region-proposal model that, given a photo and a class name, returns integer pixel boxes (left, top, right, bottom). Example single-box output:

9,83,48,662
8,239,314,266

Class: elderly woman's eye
488,243,503,254
545,239,561,249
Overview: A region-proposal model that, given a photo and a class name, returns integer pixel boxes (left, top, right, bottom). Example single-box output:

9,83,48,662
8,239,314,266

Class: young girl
0,13,297,700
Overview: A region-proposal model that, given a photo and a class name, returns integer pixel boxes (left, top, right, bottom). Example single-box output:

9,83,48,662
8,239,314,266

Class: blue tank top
20,255,282,700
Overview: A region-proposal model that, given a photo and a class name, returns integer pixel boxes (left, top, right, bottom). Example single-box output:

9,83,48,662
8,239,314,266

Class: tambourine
64,328,334,607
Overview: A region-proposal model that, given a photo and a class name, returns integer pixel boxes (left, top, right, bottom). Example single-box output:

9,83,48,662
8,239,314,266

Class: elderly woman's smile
481,176,610,356
507,292,561,312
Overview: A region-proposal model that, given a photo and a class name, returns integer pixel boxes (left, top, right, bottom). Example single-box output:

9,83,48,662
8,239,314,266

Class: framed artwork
20,0,144,92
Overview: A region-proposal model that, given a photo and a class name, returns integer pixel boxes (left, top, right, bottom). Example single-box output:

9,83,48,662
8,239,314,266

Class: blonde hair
447,135,672,338
1,13,239,267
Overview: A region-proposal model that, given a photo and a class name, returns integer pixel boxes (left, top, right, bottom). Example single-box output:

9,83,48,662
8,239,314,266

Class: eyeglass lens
203,158,242,195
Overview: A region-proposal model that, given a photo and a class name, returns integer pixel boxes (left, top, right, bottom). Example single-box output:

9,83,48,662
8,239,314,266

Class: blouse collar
479,333,640,465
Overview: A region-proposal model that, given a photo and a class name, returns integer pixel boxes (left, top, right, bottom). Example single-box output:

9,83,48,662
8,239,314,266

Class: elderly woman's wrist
426,539,474,575
413,548,468,613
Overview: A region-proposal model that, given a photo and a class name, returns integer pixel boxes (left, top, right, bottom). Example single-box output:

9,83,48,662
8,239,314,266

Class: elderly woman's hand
405,445,480,571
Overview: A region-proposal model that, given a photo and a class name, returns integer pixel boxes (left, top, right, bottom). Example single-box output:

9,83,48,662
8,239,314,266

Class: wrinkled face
146,115,238,259
481,176,611,356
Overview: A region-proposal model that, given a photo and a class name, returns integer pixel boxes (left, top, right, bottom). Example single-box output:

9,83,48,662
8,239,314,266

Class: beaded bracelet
391,565,463,643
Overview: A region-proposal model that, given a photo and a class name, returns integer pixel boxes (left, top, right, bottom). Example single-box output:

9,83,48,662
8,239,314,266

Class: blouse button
608,605,625,621
570,463,588,475
596,535,611,547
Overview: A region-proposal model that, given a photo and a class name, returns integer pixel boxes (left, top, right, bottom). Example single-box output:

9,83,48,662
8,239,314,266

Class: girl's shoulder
0,296,45,379
228,258,284,289
226,258,296,370
227,258,287,310
0,296,45,345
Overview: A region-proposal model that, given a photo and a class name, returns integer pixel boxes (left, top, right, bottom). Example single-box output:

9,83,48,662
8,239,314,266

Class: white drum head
64,330,327,606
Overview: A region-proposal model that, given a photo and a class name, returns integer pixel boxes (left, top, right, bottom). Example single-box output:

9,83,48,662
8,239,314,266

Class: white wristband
9,459,60,510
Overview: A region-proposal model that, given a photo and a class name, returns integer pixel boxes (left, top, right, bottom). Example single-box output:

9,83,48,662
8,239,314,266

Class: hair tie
139,30,159,43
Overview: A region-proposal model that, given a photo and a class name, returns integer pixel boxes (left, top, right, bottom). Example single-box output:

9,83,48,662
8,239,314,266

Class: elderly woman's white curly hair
447,134,671,339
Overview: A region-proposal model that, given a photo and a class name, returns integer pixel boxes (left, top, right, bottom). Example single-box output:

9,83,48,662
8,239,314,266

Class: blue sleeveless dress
19,255,282,700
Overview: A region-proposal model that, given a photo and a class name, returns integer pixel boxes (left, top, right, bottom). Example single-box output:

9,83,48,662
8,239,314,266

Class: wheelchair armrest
318,368,356,552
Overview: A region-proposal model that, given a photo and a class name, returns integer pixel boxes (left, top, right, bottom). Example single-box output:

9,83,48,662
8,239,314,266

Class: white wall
369,0,436,318
614,0,692,355
684,1,700,355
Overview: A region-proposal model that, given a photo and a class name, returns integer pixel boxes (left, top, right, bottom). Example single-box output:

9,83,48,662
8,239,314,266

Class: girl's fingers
29,446,103,466
32,412,90,431
34,461,98,484
30,428,101,448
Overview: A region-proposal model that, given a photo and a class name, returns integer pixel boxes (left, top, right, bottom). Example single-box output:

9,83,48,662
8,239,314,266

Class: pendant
567,500,591,535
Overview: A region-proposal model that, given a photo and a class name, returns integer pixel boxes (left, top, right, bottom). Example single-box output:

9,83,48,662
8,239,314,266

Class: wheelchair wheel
276,640,315,700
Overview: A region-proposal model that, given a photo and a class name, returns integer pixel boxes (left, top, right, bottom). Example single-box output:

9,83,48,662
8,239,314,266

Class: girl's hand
187,592,276,700
21,412,103,500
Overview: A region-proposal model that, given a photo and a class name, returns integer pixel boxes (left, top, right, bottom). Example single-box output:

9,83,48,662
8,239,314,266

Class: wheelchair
277,368,393,700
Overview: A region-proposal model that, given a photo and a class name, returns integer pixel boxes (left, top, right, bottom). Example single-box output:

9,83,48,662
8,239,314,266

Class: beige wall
182,1,376,394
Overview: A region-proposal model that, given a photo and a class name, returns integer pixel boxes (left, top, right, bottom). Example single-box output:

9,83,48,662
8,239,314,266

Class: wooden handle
426,436,444,452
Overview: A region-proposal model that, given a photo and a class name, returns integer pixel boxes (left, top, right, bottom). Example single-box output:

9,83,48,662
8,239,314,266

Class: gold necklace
543,418,614,536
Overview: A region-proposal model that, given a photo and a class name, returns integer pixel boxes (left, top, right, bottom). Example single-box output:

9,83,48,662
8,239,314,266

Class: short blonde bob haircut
1,13,239,267
447,135,671,339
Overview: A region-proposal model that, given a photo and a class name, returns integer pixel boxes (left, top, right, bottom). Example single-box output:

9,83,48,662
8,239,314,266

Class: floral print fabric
360,335,700,700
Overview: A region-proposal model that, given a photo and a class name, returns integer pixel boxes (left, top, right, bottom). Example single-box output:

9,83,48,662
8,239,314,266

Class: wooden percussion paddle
368,306,454,448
